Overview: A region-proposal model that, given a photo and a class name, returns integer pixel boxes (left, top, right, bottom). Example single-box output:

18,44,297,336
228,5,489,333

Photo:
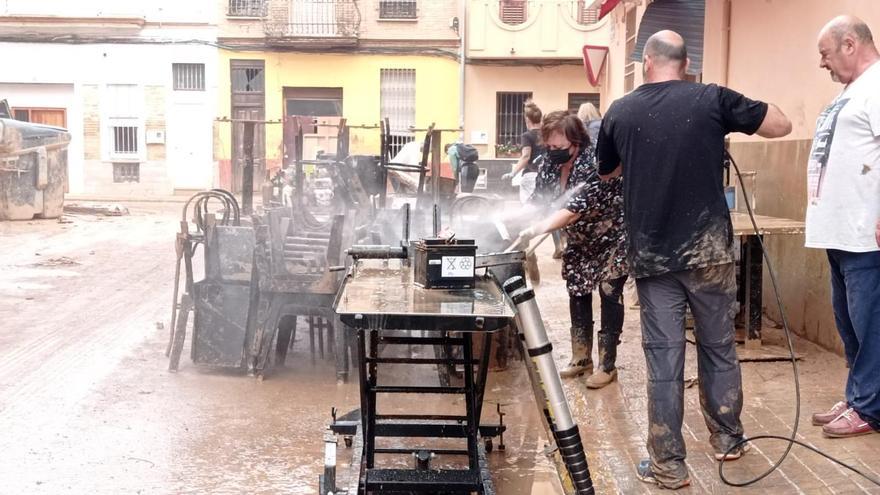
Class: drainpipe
459,0,467,141
722,0,731,86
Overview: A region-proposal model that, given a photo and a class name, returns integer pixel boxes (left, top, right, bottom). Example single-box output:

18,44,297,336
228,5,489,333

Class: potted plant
495,142,521,158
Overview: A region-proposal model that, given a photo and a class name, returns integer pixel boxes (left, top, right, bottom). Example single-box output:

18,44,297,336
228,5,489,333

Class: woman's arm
506,146,533,178
521,208,581,239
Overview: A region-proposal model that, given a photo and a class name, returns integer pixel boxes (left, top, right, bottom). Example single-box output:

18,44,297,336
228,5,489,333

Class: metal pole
242,121,255,215
430,128,442,206
506,284,594,495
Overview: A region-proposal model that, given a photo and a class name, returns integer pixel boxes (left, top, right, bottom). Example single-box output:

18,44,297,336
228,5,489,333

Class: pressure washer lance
503,276,556,433
505,281,594,495
504,232,551,255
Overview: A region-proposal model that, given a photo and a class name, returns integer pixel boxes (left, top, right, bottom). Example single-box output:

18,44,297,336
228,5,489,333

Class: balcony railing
263,0,360,40
228,0,267,17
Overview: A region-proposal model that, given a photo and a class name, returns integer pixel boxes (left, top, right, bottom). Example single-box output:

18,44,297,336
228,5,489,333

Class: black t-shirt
520,129,545,174
597,80,768,278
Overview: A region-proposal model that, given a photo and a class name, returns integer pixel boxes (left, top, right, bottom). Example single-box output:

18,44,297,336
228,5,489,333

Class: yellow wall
464,64,599,159
215,51,461,162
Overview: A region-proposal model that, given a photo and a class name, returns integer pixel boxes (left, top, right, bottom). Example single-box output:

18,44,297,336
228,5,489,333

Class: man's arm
755,103,792,138
599,165,622,181
875,218,880,248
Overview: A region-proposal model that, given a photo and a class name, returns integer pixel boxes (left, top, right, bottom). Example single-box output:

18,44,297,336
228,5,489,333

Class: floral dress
531,145,628,297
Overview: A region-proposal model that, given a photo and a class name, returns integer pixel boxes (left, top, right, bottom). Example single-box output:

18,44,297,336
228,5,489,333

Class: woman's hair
523,99,543,125
577,102,601,122
541,110,590,149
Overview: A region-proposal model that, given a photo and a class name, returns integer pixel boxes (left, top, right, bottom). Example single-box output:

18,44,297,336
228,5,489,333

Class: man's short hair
644,36,688,64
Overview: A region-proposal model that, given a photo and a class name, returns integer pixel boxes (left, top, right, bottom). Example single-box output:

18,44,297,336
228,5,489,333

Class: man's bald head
643,30,688,82
817,15,879,84
644,30,688,65
820,15,874,47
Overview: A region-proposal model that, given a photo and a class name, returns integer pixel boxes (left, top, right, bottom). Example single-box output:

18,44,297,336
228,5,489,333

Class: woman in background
578,102,602,151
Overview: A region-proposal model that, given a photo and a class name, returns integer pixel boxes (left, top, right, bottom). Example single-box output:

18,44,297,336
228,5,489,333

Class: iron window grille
113,162,140,183
495,92,533,153
112,126,139,156
379,0,417,20
499,0,528,25
228,0,266,17
172,63,206,91
380,68,417,157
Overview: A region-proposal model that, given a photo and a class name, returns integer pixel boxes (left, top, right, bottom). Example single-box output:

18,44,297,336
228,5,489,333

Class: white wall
0,42,218,194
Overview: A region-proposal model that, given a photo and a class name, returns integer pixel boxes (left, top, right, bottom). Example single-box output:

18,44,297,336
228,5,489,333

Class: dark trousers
636,263,744,484
827,249,880,431
568,276,627,371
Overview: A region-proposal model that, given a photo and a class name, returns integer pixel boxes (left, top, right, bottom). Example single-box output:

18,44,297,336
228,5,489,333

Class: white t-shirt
805,61,880,252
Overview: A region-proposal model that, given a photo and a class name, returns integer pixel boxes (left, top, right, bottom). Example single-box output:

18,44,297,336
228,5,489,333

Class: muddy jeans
568,276,628,370
636,263,744,485
827,249,880,431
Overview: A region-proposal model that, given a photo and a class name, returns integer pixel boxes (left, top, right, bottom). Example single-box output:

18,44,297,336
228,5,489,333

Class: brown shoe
822,408,877,438
585,368,617,389
812,401,849,426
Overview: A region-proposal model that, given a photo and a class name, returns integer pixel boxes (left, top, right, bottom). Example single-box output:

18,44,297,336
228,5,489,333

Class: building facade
214,0,463,191
0,0,218,196
465,0,612,160
602,0,880,353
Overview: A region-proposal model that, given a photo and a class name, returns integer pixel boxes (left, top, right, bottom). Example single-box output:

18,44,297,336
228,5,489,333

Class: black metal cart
333,257,515,494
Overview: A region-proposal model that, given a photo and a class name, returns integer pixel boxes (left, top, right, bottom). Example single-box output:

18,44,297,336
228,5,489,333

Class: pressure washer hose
719,152,880,488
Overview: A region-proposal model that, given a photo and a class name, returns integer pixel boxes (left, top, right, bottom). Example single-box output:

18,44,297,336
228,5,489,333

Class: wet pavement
0,203,878,494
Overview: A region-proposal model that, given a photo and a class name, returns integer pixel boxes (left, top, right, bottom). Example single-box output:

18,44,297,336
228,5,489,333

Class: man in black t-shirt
597,30,791,489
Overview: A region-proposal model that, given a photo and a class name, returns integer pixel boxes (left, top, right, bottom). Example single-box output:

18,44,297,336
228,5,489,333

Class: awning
628,0,705,75
597,0,622,20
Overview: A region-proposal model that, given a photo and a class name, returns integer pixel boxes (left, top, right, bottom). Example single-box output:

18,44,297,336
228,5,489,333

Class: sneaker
635,459,691,490
585,368,617,389
812,400,848,426
714,441,751,461
822,408,878,438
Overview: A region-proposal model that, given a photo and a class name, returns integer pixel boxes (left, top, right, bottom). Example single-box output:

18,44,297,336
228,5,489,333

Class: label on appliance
441,256,475,278
429,259,442,265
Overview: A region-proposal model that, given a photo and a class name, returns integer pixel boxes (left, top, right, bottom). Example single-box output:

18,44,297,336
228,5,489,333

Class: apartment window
232,66,265,93
495,92,533,151
173,63,206,91
624,8,637,93
499,0,528,25
380,68,416,156
567,93,601,114
113,163,140,183
573,1,599,25
228,0,266,17
380,0,417,19
105,84,142,160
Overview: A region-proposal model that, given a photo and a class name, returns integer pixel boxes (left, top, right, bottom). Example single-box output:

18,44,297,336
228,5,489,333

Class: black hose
718,152,880,488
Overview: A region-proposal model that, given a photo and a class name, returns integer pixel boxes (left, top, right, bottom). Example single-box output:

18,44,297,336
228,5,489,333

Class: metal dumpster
0,106,71,221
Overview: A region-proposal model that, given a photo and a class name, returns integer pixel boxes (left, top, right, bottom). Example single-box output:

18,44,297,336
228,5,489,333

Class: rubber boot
560,328,593,378
586,336,618,388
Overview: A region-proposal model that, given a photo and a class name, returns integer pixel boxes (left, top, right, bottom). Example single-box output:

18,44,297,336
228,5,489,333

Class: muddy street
2,203,879,494
0,204,559,494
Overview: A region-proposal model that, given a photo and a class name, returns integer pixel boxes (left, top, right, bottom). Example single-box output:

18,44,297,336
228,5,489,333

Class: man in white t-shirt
806,15,880,438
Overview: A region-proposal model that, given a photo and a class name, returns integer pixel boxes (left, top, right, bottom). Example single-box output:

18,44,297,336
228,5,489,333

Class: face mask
547,147,573,166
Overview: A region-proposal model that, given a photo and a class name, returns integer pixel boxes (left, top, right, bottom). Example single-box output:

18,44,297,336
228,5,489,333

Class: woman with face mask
519,110,628,388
